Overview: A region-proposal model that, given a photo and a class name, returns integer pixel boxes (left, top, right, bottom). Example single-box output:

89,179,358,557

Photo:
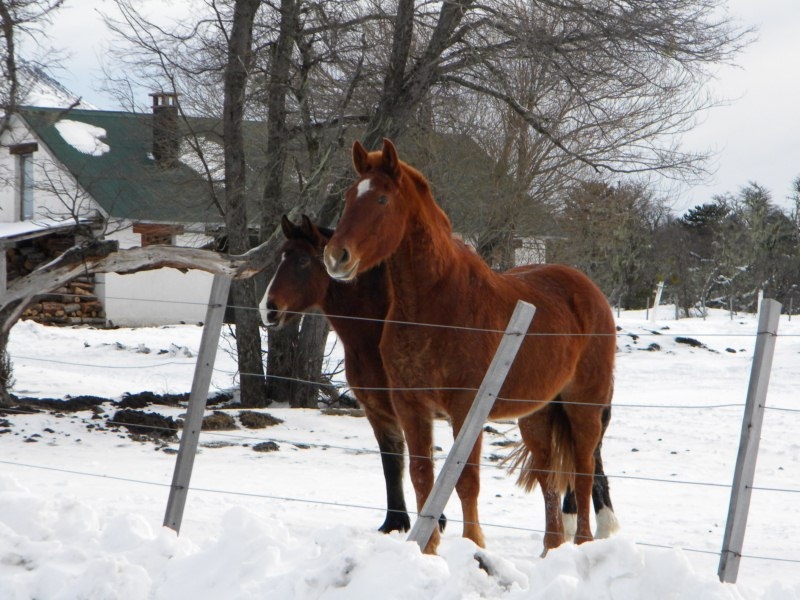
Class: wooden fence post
407,300,536,551
163,274,232,533
718,298,781,583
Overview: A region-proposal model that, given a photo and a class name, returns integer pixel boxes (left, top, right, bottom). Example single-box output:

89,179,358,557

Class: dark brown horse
323,139,617,555
260,215,413,534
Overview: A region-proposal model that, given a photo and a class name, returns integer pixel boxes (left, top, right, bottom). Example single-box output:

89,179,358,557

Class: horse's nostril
340,248,350,264
265,300,279,324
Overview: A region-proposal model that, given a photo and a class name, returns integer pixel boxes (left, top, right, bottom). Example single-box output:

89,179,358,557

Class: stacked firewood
7,235,107,327
20,276,106,326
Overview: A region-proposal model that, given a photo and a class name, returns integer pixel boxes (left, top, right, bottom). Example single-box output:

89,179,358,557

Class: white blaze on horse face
356,177,373,199
259,253,284,325
258,280,273,325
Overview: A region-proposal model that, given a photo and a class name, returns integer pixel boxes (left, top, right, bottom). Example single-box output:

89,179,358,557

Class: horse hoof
438,513,447,533
378,513,411,534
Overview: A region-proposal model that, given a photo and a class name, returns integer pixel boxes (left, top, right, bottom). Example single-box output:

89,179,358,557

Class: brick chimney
150,92,180,167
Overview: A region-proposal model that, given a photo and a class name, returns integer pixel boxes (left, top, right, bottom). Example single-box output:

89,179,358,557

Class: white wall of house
2,113,220,328
96,230,217,327
96,268,214,327
0,114,96,223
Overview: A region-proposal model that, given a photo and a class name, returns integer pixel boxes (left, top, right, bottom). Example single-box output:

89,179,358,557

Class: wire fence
4,296,800,577
1,409,798,568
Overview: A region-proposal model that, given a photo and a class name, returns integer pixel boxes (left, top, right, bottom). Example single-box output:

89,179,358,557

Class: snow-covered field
2,306,798,599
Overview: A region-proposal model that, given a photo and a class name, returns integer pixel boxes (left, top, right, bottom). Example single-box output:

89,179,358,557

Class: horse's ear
280,214,295,239
301,214,328,247
352,140,369,175
381,138,401,180
300,214,314,236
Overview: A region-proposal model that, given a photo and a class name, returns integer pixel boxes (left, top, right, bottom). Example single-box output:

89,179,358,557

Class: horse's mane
396,159,500,282
397,159,454,239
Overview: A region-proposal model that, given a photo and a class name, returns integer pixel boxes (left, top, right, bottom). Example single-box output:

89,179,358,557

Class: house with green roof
0,93,228,326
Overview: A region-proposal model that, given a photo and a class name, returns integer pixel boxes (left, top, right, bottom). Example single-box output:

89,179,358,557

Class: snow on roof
0,218,83,242
180,137,224,180
54,119,110,156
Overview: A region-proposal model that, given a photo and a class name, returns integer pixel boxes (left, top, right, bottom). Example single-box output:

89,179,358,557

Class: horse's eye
298,256,311,268
377,195,388,205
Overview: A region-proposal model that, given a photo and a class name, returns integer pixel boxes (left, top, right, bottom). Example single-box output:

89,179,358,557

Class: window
10,143,38,221
19,153,34,220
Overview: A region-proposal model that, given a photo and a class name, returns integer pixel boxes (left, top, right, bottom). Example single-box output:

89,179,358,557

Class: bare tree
222,0,269,405
1,0,65,405
1,0,65,127
549,180,667,306
95,0,752,406
317,0,750,221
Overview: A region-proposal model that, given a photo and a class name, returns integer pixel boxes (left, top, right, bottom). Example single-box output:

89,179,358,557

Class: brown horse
323,139,617,555
262,214,617,546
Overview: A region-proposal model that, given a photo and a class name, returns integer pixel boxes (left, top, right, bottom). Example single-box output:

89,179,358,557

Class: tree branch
1,240,272,334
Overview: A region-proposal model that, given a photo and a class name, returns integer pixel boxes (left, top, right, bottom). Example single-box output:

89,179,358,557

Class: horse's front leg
450,406,485,548
359,389,410,533
392,393,438,553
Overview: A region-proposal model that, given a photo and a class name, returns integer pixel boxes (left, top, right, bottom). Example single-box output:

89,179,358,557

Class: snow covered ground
1,306,799,599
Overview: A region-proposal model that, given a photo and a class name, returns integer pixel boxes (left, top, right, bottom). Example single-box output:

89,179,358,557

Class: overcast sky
36,0,800,216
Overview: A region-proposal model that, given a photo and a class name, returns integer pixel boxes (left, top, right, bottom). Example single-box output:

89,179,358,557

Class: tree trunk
223,0,268,407
291,314,329,408
266,319,299,402
260,0,324,406
0,331,12,407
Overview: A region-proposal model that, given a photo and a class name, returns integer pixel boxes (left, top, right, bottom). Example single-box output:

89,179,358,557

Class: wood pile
20,276,106,326
6,234,108,327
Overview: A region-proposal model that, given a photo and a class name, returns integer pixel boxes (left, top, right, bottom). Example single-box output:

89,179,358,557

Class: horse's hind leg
562,485,578,542
518,408,564,554
592,406,620,538
361,392,411,533
563,405,619,540
563,399,606,544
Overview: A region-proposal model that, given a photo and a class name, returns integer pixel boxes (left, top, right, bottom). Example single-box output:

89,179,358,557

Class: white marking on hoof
562,513,577,543
356,178,372,198
595,507,620,539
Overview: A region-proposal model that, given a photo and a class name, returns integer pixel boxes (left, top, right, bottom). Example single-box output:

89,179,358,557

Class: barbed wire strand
4,360,799,414
1,456,798,566
5,406,798,496
16,292,800,337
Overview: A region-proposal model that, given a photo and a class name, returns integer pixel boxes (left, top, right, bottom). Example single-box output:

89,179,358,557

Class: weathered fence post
649,281,664,324
718,298,781,583
407,300,536,551
163,274,232,533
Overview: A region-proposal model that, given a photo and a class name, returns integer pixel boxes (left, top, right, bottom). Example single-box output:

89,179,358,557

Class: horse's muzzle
261,300,282,327
323,247,359,281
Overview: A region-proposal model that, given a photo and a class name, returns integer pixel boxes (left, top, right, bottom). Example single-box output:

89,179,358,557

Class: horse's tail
503,403,575,494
